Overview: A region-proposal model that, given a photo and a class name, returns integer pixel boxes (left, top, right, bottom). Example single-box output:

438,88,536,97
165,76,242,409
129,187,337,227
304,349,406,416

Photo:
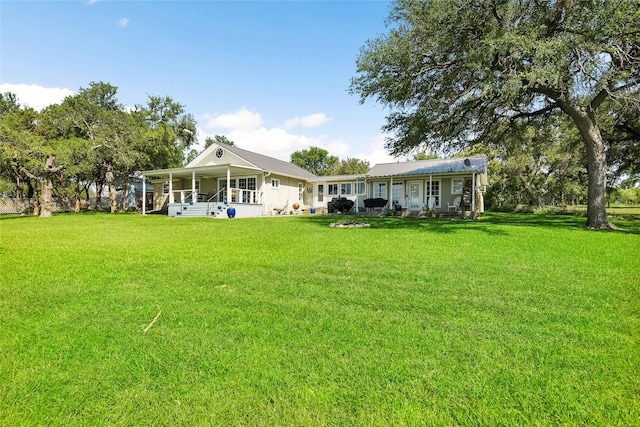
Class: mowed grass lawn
1,213,638,426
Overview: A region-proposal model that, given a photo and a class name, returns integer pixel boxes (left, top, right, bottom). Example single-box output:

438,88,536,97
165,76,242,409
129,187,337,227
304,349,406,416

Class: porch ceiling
142,164,262,180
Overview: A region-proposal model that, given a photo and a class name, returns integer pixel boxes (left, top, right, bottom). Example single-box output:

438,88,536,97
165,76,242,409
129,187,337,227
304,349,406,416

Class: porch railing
171,190,197,204
206,189,225,215
171,188,258,207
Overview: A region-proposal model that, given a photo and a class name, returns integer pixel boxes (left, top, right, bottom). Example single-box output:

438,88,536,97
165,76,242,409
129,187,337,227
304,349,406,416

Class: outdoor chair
427,196,436,211
448,196,461,212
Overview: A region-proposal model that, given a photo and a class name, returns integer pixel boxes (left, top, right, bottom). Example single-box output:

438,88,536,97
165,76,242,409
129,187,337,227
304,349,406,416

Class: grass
1,212,639,426
527,204,640,220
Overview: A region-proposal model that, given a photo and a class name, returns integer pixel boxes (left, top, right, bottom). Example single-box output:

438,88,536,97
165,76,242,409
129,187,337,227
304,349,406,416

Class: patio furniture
363,198,388,211
327,197,354,214
427,196,436,211
448,196,461,212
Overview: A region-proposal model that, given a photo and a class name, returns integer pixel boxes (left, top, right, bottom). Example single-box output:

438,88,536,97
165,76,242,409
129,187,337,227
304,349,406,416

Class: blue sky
1,0,400,164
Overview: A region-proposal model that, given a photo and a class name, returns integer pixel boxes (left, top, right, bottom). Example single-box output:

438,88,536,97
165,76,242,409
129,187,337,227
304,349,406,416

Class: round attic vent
215,148,224,159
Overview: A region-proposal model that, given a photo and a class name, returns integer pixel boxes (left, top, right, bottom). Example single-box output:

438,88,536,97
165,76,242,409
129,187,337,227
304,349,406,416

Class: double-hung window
426,180,441,208
452,178,463,194
373,182,387,199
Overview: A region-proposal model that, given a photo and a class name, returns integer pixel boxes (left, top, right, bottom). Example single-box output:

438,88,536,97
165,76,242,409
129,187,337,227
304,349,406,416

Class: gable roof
367,156,487,178
189,143,317,180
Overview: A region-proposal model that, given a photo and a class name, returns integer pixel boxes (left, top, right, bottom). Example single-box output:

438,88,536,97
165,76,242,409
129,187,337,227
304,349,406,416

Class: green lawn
1,213,638,426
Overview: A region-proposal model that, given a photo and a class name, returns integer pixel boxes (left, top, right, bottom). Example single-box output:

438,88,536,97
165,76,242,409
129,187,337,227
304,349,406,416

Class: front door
408,181,422,211
316,183,325,207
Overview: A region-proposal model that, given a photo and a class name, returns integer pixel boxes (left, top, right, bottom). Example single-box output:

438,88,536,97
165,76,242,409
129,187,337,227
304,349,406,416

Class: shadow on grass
298,212,640,235
298,214,509,235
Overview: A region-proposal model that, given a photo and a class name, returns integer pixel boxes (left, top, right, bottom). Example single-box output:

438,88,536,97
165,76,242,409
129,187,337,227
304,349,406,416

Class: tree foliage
472,114,589,210
329,157,371,175
0,82,197,216
206,135,235,148
290,146,339,176
351,0,640,229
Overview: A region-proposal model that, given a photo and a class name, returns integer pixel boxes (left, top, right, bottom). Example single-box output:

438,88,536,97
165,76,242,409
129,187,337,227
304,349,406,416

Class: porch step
174,203,216,218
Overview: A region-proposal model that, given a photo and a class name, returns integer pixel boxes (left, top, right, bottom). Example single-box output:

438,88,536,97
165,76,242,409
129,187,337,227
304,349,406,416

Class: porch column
192,170,196,202
472,171,476,219
226,166,231,203
169,173,174,204
429,175,433,209
355,179,359,213
142,176,146,215
262,174,267,214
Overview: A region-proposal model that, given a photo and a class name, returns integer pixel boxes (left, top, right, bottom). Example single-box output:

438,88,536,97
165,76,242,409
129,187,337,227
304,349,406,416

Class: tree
0,104,67,217
329,157,371,175
412,152,438,161
1,83,199,215
136,95,197,168
206,135,235,148
351,0,640,229
50,82,130,212
290,146,339,176
473,116,589,210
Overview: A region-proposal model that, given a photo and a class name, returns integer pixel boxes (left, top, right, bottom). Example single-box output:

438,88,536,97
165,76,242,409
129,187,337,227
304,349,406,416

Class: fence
0,198,33,215
0,197,114,215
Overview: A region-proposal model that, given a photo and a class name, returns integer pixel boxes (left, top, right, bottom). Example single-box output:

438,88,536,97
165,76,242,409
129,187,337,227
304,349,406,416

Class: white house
140,142,488,218
313,156,489,214
141,143,316,218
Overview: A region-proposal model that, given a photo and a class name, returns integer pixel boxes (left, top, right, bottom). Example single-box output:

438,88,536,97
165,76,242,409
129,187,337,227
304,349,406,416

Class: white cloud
202,108,264,131
283,113,331,130
198,108,338,161
0,83,74,111
118,18,129,27
353,134,398,165
198,107,394,165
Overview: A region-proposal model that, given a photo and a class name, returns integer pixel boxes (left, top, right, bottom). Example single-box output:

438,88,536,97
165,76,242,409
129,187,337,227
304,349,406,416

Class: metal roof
367,156,487,178
309,173,367,182
212,144,317,181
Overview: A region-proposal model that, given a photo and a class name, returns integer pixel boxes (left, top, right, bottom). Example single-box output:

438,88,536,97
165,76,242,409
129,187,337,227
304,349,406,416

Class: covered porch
141,164,266,218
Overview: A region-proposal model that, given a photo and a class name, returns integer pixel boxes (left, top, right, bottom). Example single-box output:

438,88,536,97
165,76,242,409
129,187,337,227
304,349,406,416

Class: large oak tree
351,0,640,229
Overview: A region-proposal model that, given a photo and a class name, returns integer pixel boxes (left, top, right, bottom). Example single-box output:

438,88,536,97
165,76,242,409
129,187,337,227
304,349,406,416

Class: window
271,178,280,189
318,184,324,202
162,183,170,194
373,182,387,198
426,180,441,208
219,179,236,190
392,183,404,204
298,183,304,201
409,183,420,208
328,184,339,196
355,182,366,195
340,182,352,196
452,178,463,194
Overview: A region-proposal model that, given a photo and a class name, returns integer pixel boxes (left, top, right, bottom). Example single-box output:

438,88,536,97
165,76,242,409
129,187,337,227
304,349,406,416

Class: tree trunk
105,160,117,213
74,180,81,213
119,177,128,212
39,177,54,217
569,107,614,229
32,187,40,216
109,183,117,213
95,180,103,211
